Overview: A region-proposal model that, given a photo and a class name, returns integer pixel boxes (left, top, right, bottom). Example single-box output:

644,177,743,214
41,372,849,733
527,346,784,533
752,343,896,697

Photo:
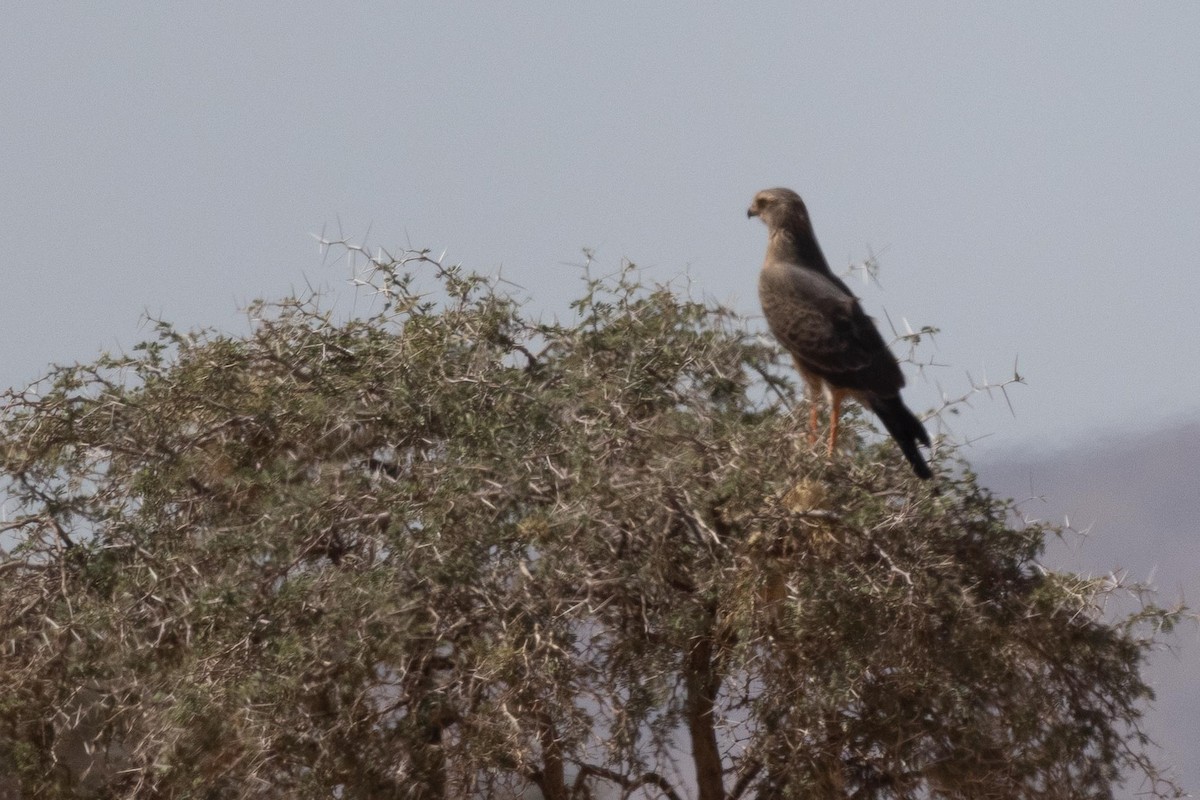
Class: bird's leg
799,366,822,447
827,391,843,456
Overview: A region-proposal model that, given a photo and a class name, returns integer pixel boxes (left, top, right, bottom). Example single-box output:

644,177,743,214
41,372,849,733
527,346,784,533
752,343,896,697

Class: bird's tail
868,395,933,479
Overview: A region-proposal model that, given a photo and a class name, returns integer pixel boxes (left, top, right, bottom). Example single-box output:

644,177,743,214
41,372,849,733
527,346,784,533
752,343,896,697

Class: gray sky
4,4,1200,459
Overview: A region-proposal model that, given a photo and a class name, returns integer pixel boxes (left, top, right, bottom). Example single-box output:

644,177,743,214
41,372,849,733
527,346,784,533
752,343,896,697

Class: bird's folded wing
760,260,905,394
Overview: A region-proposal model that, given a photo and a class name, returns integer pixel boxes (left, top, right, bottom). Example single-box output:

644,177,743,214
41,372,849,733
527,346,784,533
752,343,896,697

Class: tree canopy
0,248,1182,798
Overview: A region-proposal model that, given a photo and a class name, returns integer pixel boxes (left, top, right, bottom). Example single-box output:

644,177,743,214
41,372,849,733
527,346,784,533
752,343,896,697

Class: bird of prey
748,188,932,479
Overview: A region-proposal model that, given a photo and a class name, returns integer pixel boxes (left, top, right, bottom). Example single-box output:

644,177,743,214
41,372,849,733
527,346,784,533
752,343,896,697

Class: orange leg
798,364,822,447
827,391,843,456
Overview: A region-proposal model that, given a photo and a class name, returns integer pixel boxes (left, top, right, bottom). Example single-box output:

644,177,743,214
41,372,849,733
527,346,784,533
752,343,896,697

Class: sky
4,3,1199,461
2,4,1198,792
979,424,1200,797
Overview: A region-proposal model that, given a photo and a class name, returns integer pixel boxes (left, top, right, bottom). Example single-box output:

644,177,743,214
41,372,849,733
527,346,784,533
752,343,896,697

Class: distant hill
977,421,1200,796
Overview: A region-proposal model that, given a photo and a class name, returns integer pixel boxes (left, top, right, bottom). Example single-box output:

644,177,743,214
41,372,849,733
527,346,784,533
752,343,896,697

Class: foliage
0,248,1182,799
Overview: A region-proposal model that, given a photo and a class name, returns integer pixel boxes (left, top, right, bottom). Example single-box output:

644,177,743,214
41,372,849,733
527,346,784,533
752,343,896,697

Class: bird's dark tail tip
869,396,933,479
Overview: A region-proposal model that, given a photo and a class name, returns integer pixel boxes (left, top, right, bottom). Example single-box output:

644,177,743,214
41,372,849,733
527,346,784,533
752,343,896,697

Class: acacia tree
0,246,1182,799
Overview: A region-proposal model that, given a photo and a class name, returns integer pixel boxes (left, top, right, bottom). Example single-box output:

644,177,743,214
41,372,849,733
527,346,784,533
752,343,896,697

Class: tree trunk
684,622,725,800
538,713,569,800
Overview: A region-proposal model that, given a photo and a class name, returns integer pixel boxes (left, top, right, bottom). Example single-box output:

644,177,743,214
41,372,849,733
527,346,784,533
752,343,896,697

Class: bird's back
758,257,905,397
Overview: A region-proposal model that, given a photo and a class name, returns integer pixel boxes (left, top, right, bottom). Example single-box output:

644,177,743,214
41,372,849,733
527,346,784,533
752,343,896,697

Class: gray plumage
748,187,931,479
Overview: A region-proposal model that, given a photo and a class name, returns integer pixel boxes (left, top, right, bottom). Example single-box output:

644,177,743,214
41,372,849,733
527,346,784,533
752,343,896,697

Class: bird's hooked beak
746,205,759,219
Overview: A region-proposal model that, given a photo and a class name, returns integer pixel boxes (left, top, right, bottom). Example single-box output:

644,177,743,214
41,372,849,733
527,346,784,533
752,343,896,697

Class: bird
748,187,932,479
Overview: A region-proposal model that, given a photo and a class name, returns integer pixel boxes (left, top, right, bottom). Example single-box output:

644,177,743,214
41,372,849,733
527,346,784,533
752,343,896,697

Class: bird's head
747,187,811,232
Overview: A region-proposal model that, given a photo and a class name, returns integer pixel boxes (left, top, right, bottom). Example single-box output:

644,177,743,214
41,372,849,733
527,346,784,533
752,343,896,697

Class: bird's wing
759,259,905,395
